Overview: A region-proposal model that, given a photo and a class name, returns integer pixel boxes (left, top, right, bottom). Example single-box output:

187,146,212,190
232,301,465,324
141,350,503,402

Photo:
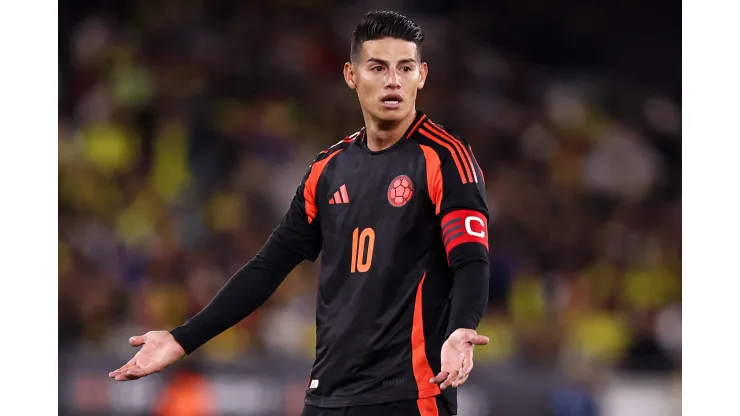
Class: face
344,37,428,123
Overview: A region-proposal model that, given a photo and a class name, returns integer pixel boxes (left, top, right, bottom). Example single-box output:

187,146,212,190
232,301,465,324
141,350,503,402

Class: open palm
429,328,489,390
108,331,185,381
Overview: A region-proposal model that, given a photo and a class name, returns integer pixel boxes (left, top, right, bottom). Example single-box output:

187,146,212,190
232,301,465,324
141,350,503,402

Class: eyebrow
366,58,418,66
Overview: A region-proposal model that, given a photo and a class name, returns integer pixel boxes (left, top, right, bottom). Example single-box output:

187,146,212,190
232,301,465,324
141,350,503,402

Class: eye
403,66,412,72
372,66,384,72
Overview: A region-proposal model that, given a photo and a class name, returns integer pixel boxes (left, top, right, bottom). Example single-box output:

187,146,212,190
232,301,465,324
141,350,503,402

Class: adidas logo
329,184,350,204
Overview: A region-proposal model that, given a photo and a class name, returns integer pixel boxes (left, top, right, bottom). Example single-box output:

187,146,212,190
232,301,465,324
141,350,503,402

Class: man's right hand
108,331,186,381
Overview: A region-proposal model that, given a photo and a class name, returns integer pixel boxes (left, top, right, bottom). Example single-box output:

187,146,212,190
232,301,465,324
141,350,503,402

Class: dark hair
350,11,424,63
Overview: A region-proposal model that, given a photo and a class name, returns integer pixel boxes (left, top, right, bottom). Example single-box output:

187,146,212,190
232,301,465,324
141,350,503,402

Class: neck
363,107,417,152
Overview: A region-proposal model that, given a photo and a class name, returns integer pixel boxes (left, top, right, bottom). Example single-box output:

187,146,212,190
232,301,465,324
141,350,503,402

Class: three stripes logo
329,184,350,204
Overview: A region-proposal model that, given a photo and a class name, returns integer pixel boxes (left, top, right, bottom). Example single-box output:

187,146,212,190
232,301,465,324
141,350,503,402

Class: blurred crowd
58,0,681,384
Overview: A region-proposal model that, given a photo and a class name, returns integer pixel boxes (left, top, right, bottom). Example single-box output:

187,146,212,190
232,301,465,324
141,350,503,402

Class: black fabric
170,236,304,354
170,111,489,411
301,396,454,416
446,259,490,339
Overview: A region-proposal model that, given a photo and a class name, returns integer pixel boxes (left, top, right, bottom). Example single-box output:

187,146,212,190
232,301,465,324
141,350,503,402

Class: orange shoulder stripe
419,144,443,215
418,127,468,184
304,149,342,224
424,122,476,183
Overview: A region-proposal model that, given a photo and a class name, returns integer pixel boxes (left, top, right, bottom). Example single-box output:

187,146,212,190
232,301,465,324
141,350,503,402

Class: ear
343,62,357,90
418,62,428,91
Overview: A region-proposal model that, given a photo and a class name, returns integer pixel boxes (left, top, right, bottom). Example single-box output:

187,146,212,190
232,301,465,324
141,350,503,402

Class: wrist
169,327,196,355
168,332,187,357
445,321,477,339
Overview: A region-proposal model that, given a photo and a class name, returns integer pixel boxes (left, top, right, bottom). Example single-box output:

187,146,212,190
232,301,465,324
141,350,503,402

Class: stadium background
58,0,681,415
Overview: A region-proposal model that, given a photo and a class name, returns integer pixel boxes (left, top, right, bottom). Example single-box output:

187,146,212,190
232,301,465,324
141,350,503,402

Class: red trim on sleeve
441,209,488,256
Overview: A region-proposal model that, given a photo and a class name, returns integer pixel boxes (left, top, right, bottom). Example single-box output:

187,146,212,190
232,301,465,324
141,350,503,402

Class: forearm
446,259,490,338
439,208,490,337
170,237,304,354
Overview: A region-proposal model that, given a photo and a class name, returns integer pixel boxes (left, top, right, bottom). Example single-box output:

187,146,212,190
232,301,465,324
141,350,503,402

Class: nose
385,69,401,89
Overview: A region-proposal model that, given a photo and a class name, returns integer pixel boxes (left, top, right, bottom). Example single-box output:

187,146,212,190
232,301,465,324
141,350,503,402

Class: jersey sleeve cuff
169,326,199,355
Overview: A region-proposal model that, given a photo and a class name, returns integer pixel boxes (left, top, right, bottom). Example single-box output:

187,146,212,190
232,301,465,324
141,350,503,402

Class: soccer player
109,10,490,416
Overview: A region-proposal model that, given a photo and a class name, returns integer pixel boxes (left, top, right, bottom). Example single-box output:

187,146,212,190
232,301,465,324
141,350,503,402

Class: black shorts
301,396,453,416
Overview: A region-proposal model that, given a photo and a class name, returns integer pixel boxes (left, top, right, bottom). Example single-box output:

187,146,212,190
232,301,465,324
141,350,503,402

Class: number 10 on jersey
351,227,375,273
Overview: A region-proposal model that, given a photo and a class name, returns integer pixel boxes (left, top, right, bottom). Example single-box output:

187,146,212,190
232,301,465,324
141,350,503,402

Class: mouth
381,94,403,109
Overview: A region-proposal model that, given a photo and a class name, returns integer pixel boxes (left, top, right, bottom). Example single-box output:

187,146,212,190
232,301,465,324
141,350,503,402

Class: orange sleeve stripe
304,149,342,224
424,122,477,183
412,272,442,399
419,145,443,215
418,128,468,184
416,396,440,416
406,113,428,138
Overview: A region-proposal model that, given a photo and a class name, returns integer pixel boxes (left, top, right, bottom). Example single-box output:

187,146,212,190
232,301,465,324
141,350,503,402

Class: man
109,10,491,416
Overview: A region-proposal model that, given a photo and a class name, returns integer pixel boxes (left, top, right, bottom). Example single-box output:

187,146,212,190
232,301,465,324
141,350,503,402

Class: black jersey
274,111,490,410
171,111,489,415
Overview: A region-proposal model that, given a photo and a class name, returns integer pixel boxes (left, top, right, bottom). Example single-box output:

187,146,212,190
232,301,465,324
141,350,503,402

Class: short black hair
350,11,424,64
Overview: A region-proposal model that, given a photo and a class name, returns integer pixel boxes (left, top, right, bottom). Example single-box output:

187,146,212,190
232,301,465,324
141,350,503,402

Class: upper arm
270,151,337,262
420,136,489,267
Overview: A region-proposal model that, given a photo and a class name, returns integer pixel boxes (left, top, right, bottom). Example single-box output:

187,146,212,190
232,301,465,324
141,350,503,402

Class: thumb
469,334,490,345
129,335,146,347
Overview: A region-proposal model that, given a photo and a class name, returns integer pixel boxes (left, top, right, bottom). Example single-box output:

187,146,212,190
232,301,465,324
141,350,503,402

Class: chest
316,145,432,236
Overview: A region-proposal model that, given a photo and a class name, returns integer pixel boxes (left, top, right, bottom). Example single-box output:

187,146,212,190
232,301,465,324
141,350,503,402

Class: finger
441,370,458,390
115,373,141,381
125,363,145,376
115,363,143,381
452,374,462,388
450,364,465,388
458,356,474,380
454,359,470,386
109,358,136,378
129,335,146,347
440,370,459,390
455,358,469,383
469,334,490,345
429,371,449,385
126,362,160,379
110,367,130,378
454,372,470,388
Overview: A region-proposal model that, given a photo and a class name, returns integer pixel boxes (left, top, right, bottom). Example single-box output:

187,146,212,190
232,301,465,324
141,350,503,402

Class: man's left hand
429,328,489,390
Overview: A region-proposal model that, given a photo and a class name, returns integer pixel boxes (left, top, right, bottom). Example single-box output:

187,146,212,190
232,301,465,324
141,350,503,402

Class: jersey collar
403,110,428,140
357,110,428,154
